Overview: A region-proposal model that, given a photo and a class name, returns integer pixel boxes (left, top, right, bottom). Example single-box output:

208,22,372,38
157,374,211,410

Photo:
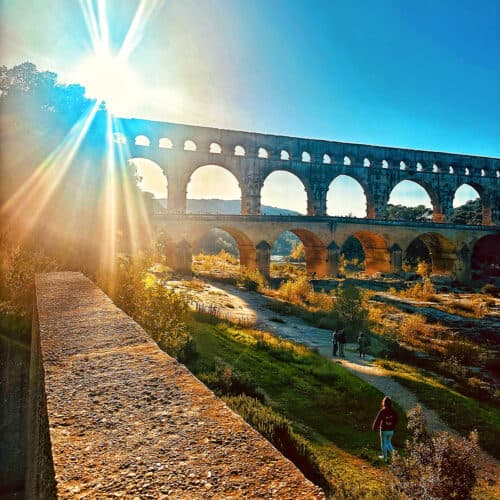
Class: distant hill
155,198,300,216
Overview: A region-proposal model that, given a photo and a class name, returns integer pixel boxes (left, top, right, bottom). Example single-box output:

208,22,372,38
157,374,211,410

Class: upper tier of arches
115,126,498,180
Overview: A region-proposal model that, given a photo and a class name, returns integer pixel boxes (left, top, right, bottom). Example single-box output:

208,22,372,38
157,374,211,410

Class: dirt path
170,279,499,496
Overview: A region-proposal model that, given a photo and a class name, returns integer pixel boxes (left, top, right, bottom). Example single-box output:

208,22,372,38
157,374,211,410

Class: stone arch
184,139,197,151
209,142,222,154
471,234,500,278
193,226,256,271
302,151,311,163
280,150,290,160
234,145,246,156
343,155,352,166
388,179,440,221
323,154,332,164
258,147,269,159
261,170,309,215
382,159,389,169
344,231,390,275
363,158,371,167
453,182,491,225
128,157,167,201
405,232,457,275
183,164,243,214
159,137,173,149
278,228,328,277
135,135,150,146
326,174,374,218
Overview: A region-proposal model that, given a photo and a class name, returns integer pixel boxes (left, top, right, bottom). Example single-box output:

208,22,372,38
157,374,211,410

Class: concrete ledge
27,272,323,499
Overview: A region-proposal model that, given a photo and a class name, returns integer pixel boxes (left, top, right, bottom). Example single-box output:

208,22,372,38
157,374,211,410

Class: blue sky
1,0,498,210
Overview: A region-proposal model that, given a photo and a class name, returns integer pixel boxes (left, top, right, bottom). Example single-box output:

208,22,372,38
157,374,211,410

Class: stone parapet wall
27,272,323,499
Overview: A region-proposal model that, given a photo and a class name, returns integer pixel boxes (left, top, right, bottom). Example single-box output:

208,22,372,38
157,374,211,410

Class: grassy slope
185,314,409,494
377,360,500,459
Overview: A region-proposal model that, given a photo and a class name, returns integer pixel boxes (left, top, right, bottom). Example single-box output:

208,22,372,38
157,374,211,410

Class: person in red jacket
372,396,398,461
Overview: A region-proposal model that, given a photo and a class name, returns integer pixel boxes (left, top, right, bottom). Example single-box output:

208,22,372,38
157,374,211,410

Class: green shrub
199,359,265,402
104,253,192,359
0,237,58,315
327,282,370,340
237,268,266,291
392,405,480,500
223,395,329,493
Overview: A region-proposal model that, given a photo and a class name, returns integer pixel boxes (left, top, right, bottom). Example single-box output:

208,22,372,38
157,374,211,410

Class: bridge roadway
151,214,499,282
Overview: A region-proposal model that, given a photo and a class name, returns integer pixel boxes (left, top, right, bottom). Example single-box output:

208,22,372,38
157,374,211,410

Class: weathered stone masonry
111,117,499,224
26,272,323,499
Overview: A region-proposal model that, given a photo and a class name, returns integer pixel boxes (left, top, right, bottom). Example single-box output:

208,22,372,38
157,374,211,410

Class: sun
71,53,140,115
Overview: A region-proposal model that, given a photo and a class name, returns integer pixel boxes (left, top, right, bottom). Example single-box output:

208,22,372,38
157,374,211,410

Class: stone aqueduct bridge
112,117,500,224
106,117,500,282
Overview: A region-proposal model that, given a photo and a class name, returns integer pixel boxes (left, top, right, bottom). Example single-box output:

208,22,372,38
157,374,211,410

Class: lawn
184,313,409,496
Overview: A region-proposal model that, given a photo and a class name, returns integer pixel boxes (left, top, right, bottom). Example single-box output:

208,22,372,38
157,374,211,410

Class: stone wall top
31,272,323,499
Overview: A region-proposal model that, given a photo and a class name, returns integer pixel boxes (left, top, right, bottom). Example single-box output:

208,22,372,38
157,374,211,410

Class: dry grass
274,276,335,311
397,279,436,301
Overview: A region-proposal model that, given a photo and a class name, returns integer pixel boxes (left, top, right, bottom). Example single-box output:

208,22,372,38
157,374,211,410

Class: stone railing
26,272,323,499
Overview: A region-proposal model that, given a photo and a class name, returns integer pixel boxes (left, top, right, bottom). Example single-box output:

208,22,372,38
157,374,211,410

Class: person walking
332,330,339,356
357,332,370,358
338,329,346,357
372,396,398,461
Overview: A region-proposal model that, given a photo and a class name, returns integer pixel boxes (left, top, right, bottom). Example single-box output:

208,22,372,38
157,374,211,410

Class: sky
1,0,498,212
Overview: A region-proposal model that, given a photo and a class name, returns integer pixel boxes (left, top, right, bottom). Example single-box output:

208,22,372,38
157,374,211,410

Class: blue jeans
380,430,394,459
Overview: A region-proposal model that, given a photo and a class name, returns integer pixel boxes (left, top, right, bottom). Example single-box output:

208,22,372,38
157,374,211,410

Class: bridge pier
327,241,341,277
454,244,472,284
389,244,403,274
256,241,271,277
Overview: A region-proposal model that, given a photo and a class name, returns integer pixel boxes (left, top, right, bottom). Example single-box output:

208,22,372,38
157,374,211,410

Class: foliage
328,282,370,340
387,204,432,221
443,340,485,366
398,278,436,301
451,199,482,226
278,275,313,303
416,261,430,278
290,241,305,261
398,314,432,341
104,253,192,359
193,251,240,278
0,62,100,125
198,358,265,401
392,405,480,500
223,395,329,492
237,268,267,291
0,236,58,316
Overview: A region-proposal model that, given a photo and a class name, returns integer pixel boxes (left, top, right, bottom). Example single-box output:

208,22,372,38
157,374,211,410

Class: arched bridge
151,214,499,283
98,115,500,282
111,116,500,225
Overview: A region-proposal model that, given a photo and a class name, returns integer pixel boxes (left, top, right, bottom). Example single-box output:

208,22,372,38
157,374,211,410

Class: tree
387,204,433,222
290,241,305,261
451,199,482,225
329,282,369,339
